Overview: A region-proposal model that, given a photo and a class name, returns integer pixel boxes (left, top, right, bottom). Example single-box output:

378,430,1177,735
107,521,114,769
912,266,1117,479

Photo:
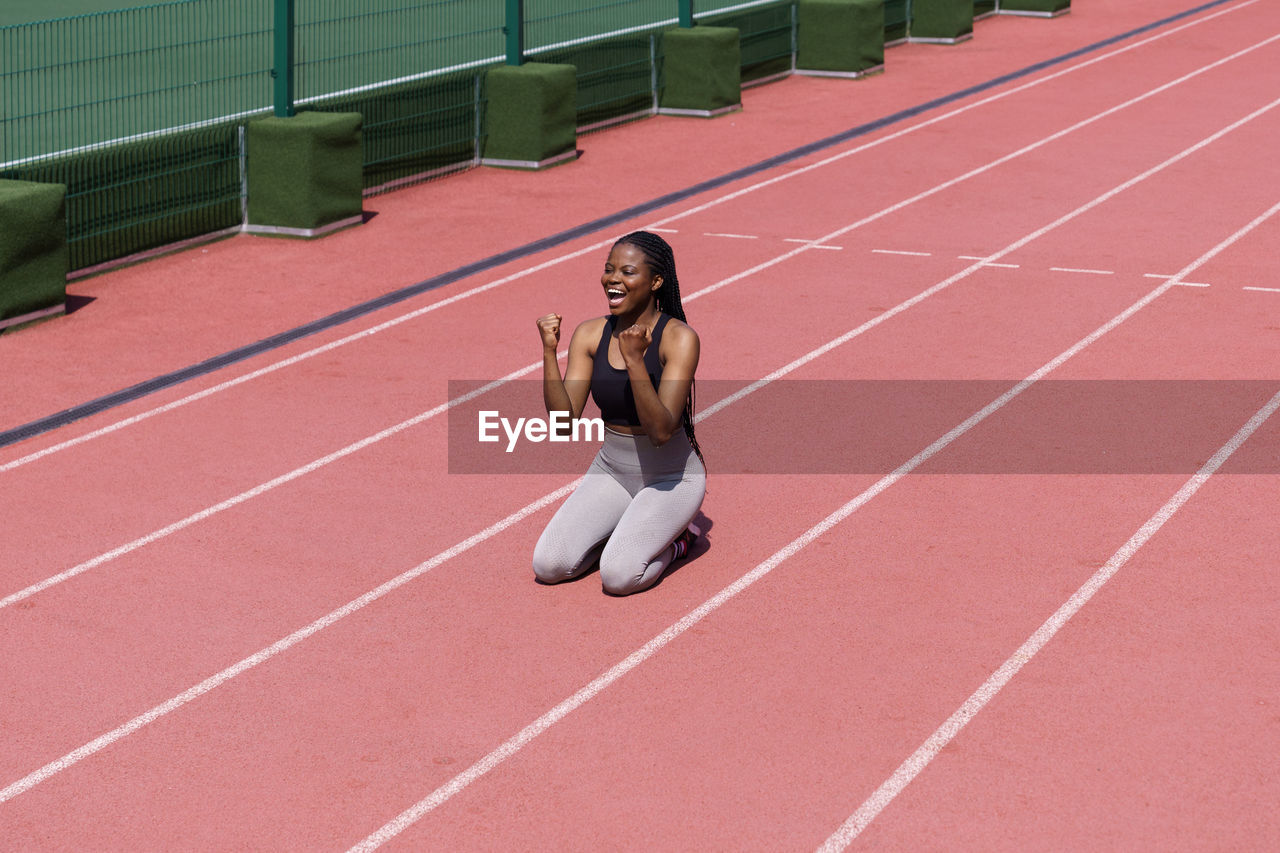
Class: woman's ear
650,275,664,293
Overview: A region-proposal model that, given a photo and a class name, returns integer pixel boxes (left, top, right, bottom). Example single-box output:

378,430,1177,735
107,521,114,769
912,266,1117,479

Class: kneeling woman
532,231,706,595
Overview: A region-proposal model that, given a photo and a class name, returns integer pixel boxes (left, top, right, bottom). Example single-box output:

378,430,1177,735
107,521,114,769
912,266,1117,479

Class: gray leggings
533,427,706,595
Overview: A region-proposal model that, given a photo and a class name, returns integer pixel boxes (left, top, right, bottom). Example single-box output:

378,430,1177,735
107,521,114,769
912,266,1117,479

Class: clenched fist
618,322,651,365
536,313,562,351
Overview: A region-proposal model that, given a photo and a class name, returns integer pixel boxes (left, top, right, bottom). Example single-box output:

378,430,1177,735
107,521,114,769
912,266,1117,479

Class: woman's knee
533,532,604,584
532,537,576,584
598,553,654,596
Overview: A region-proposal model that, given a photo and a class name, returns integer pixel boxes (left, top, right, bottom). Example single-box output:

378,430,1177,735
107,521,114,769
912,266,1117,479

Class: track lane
7,81,1280,850
0,0,1262,459
365,188,1280,853
8,62,1277,772
5,10,1276,596
821,257,1280,850
847,473,1279,851
2,1,1280,845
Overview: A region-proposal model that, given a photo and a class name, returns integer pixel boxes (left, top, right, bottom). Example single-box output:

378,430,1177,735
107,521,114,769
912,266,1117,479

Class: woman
532,230,706,595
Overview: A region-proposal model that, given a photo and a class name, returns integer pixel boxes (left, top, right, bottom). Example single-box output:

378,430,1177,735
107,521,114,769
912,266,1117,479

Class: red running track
1,1,1278,849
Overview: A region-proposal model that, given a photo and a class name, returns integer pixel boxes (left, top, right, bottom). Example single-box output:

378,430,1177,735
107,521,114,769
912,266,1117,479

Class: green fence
529,0,671,132
700,1,797,84
1,1,270,270
295,2,502,191
2,0,913,272
886,0,911,43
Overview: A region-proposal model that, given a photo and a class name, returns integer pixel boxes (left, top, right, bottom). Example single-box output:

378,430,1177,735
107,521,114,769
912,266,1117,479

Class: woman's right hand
536,313,562,351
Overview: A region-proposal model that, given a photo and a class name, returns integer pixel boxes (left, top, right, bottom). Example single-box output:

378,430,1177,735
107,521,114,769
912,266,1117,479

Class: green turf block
0,180,68,329
660,26,742,117
482,63,578,169
797,0,885,76
999,0,1071,16
911,0,973,42
246,111,364,236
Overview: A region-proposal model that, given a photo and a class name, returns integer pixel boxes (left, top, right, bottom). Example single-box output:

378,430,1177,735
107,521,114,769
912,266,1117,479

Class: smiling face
601,243,663,315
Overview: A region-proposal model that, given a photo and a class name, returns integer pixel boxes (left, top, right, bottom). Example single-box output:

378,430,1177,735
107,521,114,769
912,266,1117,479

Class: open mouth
606,287,625,307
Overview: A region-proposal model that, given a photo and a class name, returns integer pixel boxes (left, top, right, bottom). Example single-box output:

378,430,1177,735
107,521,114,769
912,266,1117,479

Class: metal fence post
272,0,295,117
679,0,694,28
505,0,524,65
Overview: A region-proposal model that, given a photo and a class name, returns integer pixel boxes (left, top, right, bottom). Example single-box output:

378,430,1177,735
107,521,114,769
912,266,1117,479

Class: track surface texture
2,2,1278,850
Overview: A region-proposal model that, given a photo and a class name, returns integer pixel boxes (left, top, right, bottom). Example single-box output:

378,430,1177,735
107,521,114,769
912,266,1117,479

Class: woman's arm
538,314,597,425
618,320,699,445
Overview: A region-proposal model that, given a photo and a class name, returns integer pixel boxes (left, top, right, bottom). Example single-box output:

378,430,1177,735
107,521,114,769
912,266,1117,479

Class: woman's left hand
617,323,651,365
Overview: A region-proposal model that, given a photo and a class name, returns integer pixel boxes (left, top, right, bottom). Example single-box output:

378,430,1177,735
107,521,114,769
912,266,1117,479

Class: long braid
613,230,706,470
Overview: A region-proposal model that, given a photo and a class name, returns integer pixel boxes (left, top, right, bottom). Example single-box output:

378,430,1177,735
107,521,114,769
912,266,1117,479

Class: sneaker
671,522,702,561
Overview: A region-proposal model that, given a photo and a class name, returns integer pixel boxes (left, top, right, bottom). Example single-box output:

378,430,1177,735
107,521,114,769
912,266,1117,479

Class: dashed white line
784,239,843,249
646,227,679,233
1146,273,1210,286
703,232,759,240
958,256,1020,268
873,249,933,256
1243,285,1280,293
1050,266,1115,275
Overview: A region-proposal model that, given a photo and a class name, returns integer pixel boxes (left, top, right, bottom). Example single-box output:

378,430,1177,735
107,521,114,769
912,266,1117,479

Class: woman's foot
670,522,702,561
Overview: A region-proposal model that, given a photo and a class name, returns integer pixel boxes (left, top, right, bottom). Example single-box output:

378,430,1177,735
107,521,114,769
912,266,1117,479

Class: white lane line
1243,285,1280,292
0,244,609,475
0,363,553,611
1,2,1262,473
8,73,1280,620
873,249,933,256
817,196,1280,853
352,292,1160,851
1149,274,1210,286
6,93,1279,811
958,256,1020,268
1051,266,1116,275
346,157,1280,853
704,232,759,239
647,228,679,233
0,479,583,806
349,194,1280,853
784,239,843,249
820,399,1280,853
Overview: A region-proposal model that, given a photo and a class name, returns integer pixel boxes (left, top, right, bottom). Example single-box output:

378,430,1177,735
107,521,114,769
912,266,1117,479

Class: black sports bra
591,314,671,426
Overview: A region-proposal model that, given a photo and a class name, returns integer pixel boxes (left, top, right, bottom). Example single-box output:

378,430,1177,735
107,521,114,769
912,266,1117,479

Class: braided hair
613,230,706,469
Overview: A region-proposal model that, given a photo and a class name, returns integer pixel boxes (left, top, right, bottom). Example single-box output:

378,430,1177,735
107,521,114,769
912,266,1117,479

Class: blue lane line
0,0,1240,450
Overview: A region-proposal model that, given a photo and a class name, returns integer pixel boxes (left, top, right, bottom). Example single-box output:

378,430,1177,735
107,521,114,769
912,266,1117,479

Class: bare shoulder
661,316,699,348
571,316,609,348
659,316,700,369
